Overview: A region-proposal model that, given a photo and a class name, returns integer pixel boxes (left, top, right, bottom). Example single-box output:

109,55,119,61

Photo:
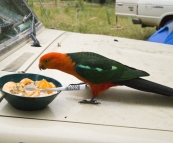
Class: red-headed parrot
39,52,173,104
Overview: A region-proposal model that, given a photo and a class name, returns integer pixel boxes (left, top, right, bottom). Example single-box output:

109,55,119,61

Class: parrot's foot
79,97,100,105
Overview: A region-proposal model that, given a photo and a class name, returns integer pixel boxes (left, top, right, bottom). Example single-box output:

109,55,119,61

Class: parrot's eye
44,59,49,63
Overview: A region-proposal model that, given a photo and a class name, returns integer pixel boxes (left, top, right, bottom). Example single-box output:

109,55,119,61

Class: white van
115,0,173,29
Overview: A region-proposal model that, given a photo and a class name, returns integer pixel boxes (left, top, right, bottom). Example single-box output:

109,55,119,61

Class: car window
0,0,37,43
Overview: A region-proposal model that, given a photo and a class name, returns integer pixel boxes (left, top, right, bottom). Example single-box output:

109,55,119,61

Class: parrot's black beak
39,64,46,70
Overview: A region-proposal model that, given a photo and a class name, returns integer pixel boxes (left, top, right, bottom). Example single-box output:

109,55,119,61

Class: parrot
39,52,173,104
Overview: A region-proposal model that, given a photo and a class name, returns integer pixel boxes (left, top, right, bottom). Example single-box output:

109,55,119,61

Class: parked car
115,0,173,29
0,0,173,142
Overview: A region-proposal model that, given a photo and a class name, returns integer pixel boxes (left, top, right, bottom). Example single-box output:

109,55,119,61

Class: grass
30,0,156,40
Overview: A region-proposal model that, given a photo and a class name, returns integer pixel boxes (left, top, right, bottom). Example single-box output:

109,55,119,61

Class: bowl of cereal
0,73,62,111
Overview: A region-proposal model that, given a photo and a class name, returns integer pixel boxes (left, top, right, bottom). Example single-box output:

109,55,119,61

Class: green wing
67,52,149,84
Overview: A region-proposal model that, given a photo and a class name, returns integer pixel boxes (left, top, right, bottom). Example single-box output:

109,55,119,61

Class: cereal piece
11,83,25,95
37,79,53,89
27,88,40,97
20,78,33,85
50,82,56,88
2,82,16,93
37,79,54,94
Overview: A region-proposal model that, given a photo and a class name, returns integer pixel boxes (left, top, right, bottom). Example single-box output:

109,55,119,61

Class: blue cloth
148,21,173,45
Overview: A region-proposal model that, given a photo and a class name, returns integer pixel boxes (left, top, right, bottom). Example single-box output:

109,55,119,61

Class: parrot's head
39,52,75,73
39,52,63,70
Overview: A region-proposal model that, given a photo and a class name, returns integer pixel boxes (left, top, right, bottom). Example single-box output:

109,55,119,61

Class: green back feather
67,52,149,84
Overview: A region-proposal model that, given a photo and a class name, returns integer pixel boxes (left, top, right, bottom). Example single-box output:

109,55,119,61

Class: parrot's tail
118,78,173,97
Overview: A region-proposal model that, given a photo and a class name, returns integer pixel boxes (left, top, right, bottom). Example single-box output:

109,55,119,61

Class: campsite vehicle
0,1,173,142
115,0,173,29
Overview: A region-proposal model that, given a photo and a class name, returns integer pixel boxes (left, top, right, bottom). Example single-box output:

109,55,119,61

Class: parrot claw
79,99,101,105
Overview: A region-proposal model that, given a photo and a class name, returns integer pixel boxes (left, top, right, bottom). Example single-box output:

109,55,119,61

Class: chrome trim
153,6,163,8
